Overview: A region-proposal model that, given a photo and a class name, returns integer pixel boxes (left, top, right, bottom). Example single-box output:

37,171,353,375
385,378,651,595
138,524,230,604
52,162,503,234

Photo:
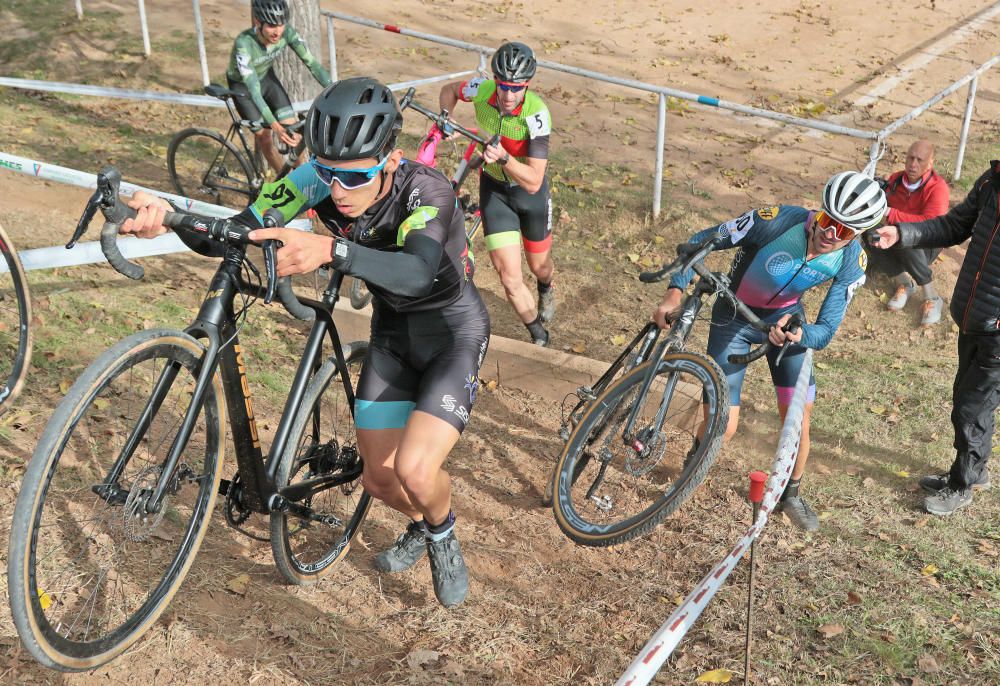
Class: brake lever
398,87,416,111
774,315,803,367
261,209,283,304
68,188,102,249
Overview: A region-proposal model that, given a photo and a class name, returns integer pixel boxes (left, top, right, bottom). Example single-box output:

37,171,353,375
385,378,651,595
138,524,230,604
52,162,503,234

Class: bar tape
615,350,813,686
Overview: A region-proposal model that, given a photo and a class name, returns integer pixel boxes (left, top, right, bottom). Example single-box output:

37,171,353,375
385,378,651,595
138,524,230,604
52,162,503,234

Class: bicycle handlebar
639,235,807,367
69,166,314,321
399,87,501,150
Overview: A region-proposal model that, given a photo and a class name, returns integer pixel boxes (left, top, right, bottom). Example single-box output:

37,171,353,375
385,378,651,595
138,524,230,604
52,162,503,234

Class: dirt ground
1,1,999,684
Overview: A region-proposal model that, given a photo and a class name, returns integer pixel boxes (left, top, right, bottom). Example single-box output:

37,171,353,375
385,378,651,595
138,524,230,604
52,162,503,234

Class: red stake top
748,471,768,504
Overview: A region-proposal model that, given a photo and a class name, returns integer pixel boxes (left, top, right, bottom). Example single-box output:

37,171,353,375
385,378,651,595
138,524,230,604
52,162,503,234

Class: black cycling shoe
427,531,469,608
532,328,550,347
919,468,990,493
777,496,819,532
374,521,427,573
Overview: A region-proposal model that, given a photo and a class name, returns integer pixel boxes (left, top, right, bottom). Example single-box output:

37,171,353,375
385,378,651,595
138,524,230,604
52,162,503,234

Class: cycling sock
537,279,553,294
922,283,938,300
894,274,915,288
526,316,547,340
424,510,456,542
782,477,801,500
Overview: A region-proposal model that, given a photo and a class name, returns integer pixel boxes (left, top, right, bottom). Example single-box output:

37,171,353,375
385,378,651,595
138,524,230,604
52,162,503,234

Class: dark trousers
949,332,1000,488
864,244,940,286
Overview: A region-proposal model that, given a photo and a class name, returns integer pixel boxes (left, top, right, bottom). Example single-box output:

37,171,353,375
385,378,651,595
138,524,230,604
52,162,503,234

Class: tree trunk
274,0,326,105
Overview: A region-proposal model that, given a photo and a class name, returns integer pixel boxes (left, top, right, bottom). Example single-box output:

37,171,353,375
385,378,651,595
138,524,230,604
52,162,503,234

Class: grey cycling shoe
777,496,819,532
427,531,469,608
374,520,427,573
538,287,556,323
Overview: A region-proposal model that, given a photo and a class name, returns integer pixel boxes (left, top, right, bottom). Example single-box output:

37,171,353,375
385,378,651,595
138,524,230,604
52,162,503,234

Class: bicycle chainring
122,465,167,542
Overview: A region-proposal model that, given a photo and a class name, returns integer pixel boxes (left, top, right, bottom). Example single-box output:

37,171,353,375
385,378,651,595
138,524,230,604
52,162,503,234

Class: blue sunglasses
495,80,529,93
310,156,389,189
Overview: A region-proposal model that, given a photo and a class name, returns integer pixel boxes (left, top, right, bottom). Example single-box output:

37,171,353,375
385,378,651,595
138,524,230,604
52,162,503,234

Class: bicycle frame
99,245,357,520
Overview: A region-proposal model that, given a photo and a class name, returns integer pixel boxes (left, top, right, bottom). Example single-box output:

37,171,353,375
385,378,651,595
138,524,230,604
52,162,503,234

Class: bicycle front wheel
0,223,32,414
7,330,225,671
271,341,372,585
552,351,729,547
167,127,255,209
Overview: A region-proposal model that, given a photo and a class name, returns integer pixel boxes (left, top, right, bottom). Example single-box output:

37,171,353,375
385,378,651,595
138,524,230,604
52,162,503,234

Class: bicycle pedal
590,494,613,512
576,386,596,401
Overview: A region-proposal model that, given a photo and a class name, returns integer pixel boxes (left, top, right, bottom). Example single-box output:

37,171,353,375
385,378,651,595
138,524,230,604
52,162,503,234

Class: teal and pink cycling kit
668,205,867,406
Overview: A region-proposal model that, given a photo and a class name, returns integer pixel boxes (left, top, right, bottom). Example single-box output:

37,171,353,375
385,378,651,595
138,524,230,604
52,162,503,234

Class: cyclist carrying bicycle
651,171,886,531
439,41,557,346
226,0,331,176
123,78,488,608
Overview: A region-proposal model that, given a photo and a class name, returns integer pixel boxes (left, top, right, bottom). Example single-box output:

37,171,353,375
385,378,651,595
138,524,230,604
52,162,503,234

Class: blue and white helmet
822,171,887,232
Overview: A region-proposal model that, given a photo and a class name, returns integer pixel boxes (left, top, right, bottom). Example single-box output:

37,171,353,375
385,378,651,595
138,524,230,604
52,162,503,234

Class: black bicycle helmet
305,77,403,161
491,41,537,82
252,0,290,26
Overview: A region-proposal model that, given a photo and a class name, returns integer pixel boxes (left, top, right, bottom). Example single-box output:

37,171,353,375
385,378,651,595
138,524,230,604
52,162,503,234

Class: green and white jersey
459,77,551,183
225,26,331,124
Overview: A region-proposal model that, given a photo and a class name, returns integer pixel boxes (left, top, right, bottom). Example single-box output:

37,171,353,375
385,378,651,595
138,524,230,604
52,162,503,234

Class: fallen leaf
225,573,251,596
406,649,440,669
846,591,862,605
895,470,910,478
917,654,940,673
921,564,939,576
611,334,626,346
869,405,886,415
913,516,929,528
695,668,734,683
817,623,845,639
571,342,587,354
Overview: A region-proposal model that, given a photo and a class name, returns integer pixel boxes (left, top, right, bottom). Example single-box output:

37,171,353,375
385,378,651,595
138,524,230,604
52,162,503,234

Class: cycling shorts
706,307,816,408
480,173,552,254
354,287,491,433
227,71,294,127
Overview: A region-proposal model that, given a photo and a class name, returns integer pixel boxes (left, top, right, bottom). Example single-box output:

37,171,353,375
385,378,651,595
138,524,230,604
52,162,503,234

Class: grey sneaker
427,531,469,608
777,496,819,532
538,287,556,323
887,283,914,311
920,297,944,326
919,468,990,493
374,521,427,572
924,486,973,516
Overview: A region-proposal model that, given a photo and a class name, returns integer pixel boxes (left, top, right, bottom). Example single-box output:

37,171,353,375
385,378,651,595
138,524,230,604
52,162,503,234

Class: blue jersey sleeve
247,163,330,226
800,242,867,350
667,207,794,290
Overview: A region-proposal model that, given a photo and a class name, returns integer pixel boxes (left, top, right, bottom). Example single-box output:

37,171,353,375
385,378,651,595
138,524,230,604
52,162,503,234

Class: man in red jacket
867,140,950,325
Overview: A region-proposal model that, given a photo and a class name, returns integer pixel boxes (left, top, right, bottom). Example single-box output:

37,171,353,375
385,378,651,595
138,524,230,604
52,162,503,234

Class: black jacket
899,160,1000,334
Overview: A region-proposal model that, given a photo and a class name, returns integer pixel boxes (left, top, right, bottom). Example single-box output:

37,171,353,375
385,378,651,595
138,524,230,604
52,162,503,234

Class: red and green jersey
459,77,551,183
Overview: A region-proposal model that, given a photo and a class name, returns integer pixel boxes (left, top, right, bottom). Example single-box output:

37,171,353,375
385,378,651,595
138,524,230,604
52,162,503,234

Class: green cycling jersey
225,26,331,124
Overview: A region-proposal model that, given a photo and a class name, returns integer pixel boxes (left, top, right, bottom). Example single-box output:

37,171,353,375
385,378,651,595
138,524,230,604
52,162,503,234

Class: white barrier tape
0,151,310,272
616,350,813,686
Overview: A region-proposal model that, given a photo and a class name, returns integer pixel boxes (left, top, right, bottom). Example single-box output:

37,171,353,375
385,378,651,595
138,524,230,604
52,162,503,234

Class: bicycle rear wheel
552,350,729,547
167,127,255,209
270,341,372,585
0,223,32,414
7,330,224,671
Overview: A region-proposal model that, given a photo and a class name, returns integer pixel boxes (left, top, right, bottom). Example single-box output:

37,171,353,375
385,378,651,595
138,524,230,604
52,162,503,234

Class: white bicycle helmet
821,171,887,232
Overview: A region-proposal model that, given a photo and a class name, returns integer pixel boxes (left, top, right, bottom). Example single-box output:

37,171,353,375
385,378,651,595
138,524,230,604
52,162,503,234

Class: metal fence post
192,0,210,86
863,138,882,178
75,0,83,20
955,75,978,182
326,15,338,80
137,0,151,57
478,51,488,74
653,93,667,219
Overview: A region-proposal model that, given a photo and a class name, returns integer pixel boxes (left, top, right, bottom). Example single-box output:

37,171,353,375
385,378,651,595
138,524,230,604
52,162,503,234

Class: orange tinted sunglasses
815,210,857,241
